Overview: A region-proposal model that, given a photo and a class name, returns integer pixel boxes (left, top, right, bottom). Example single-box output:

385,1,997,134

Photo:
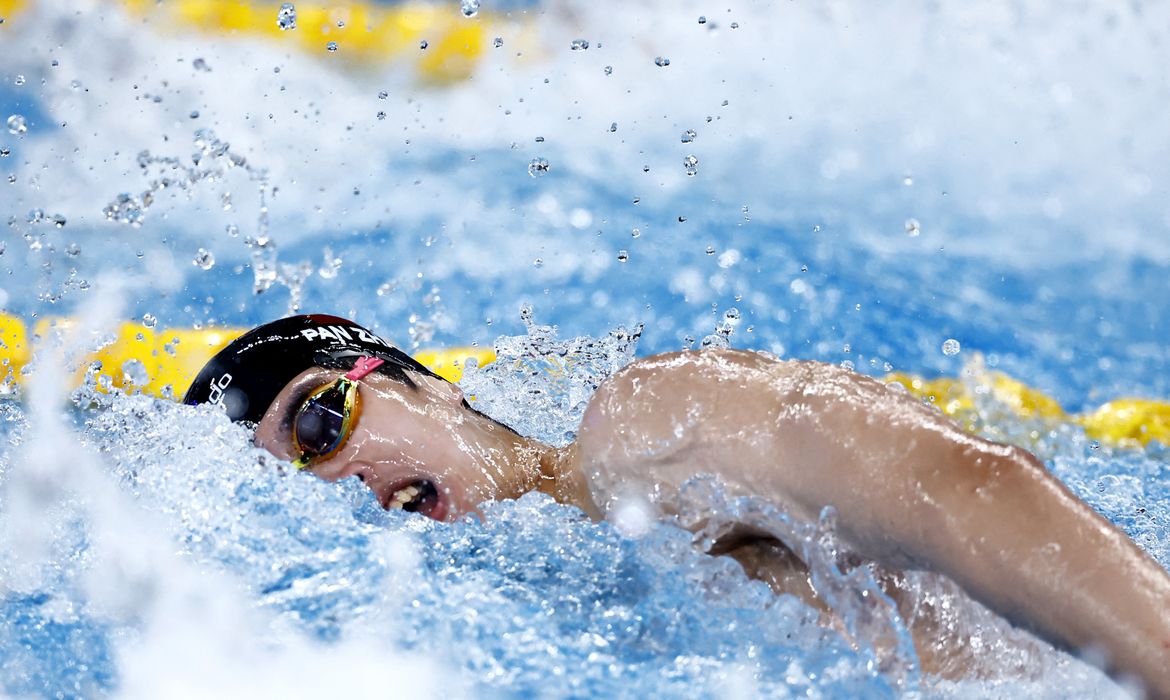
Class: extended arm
578,351,1170,696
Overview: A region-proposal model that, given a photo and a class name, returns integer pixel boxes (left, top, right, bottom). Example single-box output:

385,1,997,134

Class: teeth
388,485,420,510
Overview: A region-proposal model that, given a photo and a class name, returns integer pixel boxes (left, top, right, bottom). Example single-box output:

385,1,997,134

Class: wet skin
254,366,570,521
254,349,1170,697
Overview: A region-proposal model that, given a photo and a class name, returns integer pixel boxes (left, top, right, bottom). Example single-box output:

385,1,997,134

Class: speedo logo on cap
299,325,390,346
206,373,233,406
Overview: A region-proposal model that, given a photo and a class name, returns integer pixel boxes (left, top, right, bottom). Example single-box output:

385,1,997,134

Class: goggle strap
344,356,386,381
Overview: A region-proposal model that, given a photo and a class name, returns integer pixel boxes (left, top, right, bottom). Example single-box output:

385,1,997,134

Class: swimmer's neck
534,441,600,519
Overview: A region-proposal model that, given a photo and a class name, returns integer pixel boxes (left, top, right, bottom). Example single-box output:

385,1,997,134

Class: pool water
0,0,1168,697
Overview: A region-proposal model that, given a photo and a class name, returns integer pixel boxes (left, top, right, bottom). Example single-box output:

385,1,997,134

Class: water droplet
277,3,296,30
326,41,338,52
724,308,741,322
616,250,629,262
189,110,200,119
1089,440,1101,451
655,56,670,67
608,122,617,133
319,247,342,279
419,39,428,49
121,358,148,387
532,258,543,268
193,58,211,72
903,175,913,186
26,209,44,224
460,0,479,17
336,19,345,27
604,65,613,75
698,15,706,24
570,39,589,51
905,218,921,237
142,313,158,328
65,242,80,256
378,90,388,99
631,227,640,238
683,154,699,176
534,135,544,143
941,338,961,356
225,223,239,237
193,248,215,270
528,157,550,177
376,111,386,120
6,114,27,135
14,75,25,86
681,129,696,143
52,213,66,228
0,148,9,157
493,37,503,48
700,333,730,349
730,21,739,29
705,245,715,255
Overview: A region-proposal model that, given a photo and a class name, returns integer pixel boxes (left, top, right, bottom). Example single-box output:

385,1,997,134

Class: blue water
1,0,1168,697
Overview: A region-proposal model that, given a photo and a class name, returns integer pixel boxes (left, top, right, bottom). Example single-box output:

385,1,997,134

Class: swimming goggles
291,356,385,469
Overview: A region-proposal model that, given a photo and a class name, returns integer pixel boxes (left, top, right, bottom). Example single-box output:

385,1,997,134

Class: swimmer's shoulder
593,348,812,400
577,349,809,459
580,350,887,437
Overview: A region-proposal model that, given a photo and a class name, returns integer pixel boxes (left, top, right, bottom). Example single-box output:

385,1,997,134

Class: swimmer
184,314,1170,697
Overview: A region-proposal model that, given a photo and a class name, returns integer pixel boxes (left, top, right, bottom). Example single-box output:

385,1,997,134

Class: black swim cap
182,314,442,424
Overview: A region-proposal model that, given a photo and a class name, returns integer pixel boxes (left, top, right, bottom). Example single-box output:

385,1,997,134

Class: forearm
911,446,1170,696
777,376,1170,695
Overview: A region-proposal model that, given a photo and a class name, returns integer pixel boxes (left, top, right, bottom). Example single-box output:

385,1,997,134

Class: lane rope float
1,313,1166,448
3,0,526,84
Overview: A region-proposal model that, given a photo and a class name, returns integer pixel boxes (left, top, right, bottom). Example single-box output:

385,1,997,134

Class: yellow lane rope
2,0,508,84
885,371,1170,449
0,313,492,396
0,0,27,23
1,313,1167,448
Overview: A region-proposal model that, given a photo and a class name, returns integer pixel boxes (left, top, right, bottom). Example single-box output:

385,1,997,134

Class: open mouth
383,478,445,520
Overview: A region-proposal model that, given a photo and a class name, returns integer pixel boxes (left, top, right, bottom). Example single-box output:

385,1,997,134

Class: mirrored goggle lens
294,382,352,461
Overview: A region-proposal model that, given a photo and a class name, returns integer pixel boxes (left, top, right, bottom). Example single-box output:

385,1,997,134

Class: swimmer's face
253,367,540,521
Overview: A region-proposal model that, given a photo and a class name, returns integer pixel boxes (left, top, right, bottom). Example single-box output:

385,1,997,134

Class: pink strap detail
344,356,386,381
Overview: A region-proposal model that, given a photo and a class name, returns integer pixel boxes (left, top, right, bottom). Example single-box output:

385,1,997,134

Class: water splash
460,307,641,444
102,130,314,313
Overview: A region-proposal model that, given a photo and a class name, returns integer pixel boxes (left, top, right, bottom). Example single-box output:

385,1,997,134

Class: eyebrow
278,376,330,434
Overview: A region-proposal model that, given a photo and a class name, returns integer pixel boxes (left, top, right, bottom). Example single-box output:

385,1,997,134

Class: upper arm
577,356,700,473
